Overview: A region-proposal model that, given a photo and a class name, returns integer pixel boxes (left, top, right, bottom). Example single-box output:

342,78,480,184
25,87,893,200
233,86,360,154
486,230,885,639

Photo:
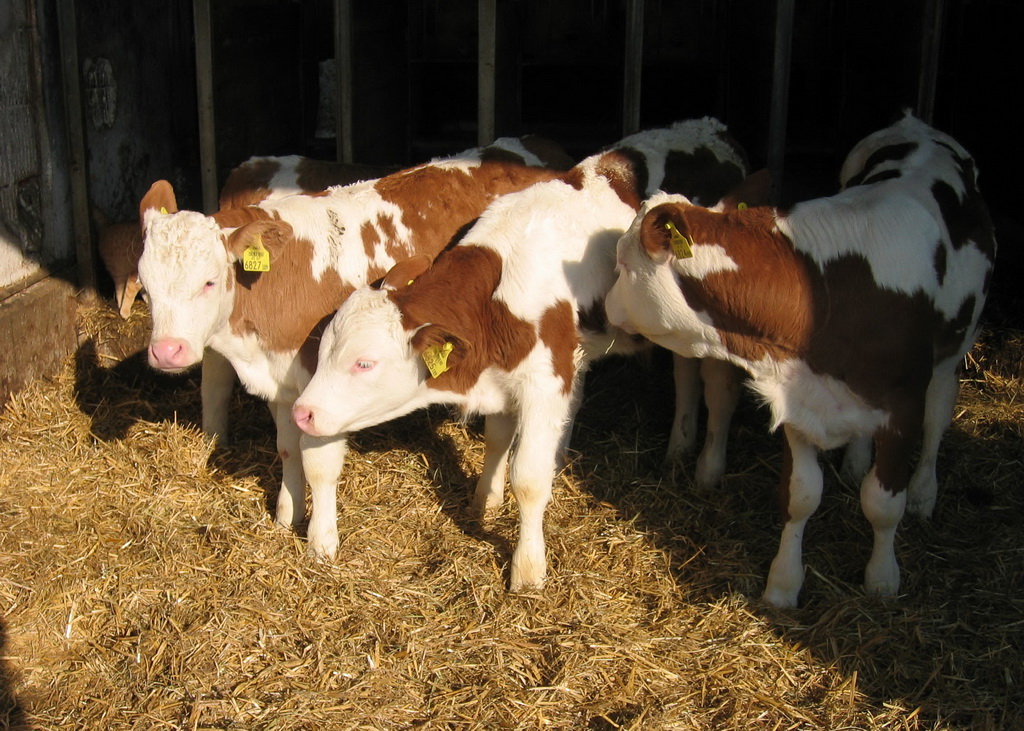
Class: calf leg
861,421,914,597
840,436,872,484
506,394,566,592
693,358,741,490
907,358,959,518
664,354,701,464
472,412,516,515
200,348,236,442
860,465,906,597
764,425,822,609
272,400,306,530
300,433,348,560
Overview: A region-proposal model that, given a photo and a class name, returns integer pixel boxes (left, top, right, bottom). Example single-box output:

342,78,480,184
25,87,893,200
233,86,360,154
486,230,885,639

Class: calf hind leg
272,400,306,530
763,425,823,609
664,354,701,465
907,358,959,518
472,412,516,515
693,358,741,490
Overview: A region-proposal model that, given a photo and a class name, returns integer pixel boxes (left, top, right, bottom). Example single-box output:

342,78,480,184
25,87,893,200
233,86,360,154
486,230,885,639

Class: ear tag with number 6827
243,234,271,272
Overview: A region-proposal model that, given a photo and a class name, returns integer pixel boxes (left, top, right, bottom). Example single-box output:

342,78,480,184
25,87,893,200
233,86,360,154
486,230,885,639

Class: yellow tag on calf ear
665,221,694,259
422,341,454,378
737,202,748,210
160,206,169,214
242,234,271,272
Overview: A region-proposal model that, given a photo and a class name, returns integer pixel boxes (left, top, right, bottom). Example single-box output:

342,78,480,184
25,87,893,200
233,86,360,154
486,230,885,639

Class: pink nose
292,405,318,436
148,338,195,370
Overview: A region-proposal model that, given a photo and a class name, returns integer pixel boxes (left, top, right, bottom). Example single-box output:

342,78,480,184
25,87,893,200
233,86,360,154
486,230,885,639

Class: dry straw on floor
1,300,1021,730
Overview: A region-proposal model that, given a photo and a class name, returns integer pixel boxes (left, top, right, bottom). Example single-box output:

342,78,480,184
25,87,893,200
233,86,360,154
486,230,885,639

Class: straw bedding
0,298,1021,730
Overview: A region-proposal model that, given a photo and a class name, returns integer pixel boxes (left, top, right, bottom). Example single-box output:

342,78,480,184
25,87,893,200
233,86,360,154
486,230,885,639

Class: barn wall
0,0,77,404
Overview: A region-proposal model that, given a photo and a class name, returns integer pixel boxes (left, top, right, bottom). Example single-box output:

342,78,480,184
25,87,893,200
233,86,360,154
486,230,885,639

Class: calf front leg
200,348,236,442
763,425,823,609
472,412,516,515
300,433,347,560
272,400,306,530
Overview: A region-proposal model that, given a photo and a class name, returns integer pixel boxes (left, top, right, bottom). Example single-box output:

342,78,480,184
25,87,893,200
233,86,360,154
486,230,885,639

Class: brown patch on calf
594,148,646,209
577,300,607,335
517,135,575,171
391,245,537,395
373,161,563,260
140,180,179,217
844,142,918,188
212,205,278,230
539,300,578,395
218,158,280,209
661,147,746,205
931,177,997,262
220,158,561,366
663,202,942,432
229,232,356,358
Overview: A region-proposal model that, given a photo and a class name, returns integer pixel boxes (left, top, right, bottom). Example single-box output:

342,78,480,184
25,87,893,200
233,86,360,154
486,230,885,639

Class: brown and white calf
605,113,996,607
292,118,750,590
137,137,572,559
95,156,394,322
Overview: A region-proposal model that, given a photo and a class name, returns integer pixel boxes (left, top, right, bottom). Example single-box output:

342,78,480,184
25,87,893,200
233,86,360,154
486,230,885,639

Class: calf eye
353,359,376,373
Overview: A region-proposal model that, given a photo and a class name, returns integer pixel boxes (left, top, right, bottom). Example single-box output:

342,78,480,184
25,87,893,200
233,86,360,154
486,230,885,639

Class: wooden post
334,0,354,163
56,0,95,294
767,0,795,205
916,0,946,124
623,0,644,137
193,0,217,213
478,0,497,146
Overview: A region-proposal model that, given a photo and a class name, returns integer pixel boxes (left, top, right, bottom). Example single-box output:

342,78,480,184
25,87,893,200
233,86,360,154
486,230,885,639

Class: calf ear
381,254,433,291
641,202,692,263
718,168,773,209
411,324,470,379
224,220,294,264
140,180,178,221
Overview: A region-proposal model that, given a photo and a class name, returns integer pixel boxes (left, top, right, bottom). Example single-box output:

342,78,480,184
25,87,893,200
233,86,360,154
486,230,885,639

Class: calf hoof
694,455,725,492
905,495,936,519
509,553,547,593
762,585,799,610
863,557,900,599
307,530,340,562
471,490,504,518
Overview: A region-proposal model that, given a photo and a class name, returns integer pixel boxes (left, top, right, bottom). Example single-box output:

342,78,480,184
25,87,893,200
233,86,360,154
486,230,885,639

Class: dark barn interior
62,0,1024,329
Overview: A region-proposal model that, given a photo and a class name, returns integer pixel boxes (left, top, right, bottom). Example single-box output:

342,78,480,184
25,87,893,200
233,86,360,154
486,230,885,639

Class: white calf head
293,257,438,436
606,170,772,352
605,194,693,341
138,180,293,372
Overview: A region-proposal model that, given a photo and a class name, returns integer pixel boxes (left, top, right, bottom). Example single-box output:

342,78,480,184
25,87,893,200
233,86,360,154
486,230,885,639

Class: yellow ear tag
422,341,454,378
665,220,694,259
737,202,748,210
160,207,169,214
242,234,271,272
